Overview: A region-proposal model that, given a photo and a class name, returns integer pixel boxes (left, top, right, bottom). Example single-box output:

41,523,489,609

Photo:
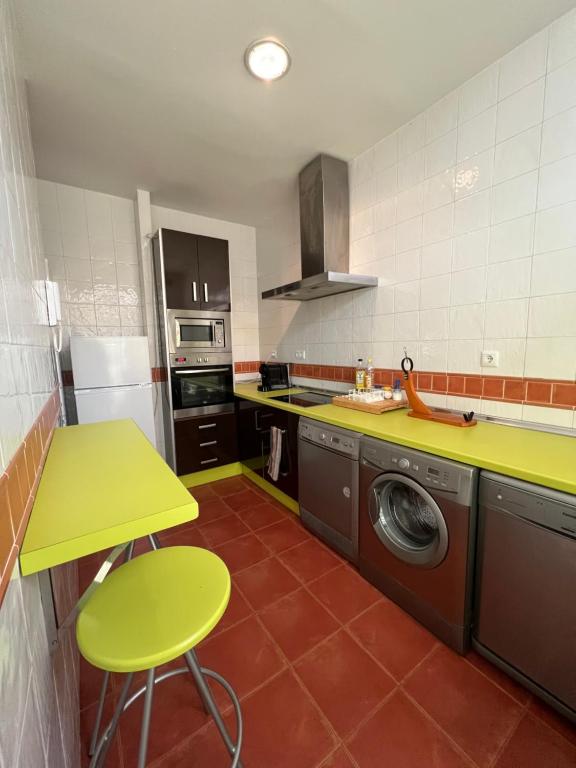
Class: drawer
175,412,238,475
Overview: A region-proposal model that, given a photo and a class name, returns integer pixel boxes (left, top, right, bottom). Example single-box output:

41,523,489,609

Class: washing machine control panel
362,442,461,494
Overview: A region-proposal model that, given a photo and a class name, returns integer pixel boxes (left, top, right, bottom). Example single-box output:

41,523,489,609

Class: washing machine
358,437,478,653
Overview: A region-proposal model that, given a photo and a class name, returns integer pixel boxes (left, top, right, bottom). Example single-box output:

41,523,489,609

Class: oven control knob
204,357,208,362
197,357,202,362
398,458,410,470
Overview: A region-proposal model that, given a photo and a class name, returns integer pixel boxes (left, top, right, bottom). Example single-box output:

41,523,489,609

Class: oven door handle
174,368,231,374
192,281,198,302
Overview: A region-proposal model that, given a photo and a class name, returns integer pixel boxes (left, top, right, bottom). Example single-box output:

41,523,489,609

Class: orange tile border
0,389,61,608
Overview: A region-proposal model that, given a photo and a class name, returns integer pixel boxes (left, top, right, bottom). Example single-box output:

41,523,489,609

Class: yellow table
20,420,198,576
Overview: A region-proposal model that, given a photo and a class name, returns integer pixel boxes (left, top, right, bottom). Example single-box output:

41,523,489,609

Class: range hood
262,154,378,301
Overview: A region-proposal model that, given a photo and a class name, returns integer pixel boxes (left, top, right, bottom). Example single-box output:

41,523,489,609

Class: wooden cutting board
331,395,408,414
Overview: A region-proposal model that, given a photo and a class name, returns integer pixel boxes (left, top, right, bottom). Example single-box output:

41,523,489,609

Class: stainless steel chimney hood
262,154,377,301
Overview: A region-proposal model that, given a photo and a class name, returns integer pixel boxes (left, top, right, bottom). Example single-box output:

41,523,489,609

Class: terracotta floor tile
278,538,342,583
189,483,218,501
224,669,336,768
213,533,271,574
260,588,340,661
467,651,531,705
319,748,356,768
223,489,265,512
348,690,471,768
199,514,250,546
211,584,253,637
158,524,206,548
308,565,381,624
195,497,235,524
211,477,248,497
495,714,576,768
256,518,310,553
349,598,437,681
120,669,211,766
295,630,396,737
234,557,300,611
198,616,285,702
241,502,287,531
404,645,523,767
150,721,229,768
528,696,576,746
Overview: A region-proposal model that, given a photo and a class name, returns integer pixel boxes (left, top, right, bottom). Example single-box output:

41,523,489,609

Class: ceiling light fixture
244,38,291,81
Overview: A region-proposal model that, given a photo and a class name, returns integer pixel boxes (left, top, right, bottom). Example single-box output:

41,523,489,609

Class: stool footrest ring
90,664,243,768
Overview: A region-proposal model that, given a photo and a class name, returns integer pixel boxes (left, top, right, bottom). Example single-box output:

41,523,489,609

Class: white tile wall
38,180,144,370
258,7,576,431
0,1,79,766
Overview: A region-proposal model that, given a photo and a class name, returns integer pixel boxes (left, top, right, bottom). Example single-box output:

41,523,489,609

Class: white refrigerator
70,336,156,447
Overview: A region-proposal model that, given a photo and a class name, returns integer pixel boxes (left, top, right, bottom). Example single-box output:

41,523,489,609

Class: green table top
235,383,576,495
20,420,198,575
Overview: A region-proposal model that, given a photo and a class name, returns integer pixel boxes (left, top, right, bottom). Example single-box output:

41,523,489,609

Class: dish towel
267,426,282,482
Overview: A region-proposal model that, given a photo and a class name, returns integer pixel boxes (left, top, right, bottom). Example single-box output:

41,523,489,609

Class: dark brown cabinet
174,412,238,475
161,228,230,311
236,398,299,501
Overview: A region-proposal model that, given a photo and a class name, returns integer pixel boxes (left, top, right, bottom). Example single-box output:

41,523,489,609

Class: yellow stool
77,546,243,767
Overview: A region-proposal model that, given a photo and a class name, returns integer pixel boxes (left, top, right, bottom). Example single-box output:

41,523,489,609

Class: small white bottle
392,378,403,401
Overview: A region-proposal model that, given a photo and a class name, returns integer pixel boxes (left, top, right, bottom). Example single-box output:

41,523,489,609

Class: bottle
355,359,366,390
392,378,403,401
365,357,374,390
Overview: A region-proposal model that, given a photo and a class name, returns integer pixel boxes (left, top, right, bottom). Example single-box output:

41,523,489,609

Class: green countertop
235,383,576,495
20,420,198,575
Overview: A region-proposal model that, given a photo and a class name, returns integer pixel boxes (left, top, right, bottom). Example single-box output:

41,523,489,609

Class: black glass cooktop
269,391,334,407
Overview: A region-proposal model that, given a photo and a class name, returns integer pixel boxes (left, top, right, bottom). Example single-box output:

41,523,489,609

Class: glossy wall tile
257,7,576,431
0,0,79,764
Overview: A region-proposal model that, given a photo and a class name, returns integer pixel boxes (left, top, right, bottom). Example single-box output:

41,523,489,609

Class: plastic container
365,357,374,390
355,359,366,390
383,386,392,400
392,378,403,401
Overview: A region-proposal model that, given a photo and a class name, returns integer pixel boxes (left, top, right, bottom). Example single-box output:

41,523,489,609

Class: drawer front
175,413,238,475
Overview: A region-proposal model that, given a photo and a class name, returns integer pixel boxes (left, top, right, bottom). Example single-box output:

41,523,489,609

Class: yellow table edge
19,499,198,576
234,384,576,495
19,420,199,576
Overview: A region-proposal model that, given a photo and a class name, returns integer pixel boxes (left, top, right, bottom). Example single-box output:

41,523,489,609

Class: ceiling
17,0,576,228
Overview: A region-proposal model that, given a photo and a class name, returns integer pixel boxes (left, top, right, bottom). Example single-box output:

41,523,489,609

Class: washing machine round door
369,473,448,568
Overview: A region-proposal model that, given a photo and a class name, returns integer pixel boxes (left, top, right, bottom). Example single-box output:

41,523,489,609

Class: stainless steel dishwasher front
298,418,363,563
474,471,576,722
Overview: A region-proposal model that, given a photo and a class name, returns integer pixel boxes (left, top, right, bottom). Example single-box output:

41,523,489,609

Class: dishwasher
474,471,576,723
298,418,363,563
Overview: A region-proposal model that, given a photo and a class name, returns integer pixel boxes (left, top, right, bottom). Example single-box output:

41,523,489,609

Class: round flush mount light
244,38,291,81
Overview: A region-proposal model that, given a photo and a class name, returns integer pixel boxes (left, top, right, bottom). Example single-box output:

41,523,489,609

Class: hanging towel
267,426,283,482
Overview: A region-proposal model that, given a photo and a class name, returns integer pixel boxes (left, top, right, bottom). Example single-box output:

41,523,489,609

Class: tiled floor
78,476,576,768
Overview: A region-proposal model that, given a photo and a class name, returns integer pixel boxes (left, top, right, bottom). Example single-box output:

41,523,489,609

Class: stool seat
77,546,230,673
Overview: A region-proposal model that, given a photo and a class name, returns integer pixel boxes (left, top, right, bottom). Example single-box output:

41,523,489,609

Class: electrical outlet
481,350,499,368
270,350,277,359
301,349,306,360
294,350,306,360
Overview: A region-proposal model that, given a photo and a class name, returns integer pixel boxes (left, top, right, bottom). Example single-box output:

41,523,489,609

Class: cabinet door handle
200,457,218,465
192,281,198,302
198,423,216,430
203,282,208,302
200,440,217,447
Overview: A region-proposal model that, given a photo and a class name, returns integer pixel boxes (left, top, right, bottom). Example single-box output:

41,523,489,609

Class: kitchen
1,1,576,767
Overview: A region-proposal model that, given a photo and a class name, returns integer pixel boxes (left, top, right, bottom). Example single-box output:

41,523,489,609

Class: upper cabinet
161,228,230,311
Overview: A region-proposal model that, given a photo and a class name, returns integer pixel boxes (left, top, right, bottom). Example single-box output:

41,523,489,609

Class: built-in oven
171,360,234,418
167,308,231,355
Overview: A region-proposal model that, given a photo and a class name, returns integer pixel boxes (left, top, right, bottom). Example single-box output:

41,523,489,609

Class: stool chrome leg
184,650,243,768
88,671,110,756
91,672,133,768
137,668,155,768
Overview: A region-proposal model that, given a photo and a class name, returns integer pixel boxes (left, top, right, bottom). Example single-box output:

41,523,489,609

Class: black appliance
270,391,334,407
171,362,234,418
258,363,290,391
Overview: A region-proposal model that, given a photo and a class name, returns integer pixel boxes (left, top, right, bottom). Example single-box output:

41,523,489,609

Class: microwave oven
167,309,231,354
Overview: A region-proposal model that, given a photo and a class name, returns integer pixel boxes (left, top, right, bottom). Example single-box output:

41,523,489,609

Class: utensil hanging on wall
401,350,477,428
